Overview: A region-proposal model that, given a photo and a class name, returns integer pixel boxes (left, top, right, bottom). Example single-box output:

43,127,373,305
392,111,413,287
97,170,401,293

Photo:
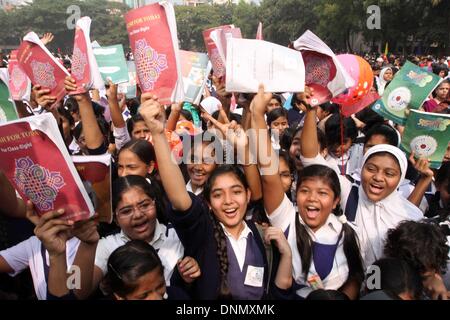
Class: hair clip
108,263,123,280
338,215,348,224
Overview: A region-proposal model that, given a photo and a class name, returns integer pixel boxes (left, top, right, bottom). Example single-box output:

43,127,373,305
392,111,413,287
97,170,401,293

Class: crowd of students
0,36,449,300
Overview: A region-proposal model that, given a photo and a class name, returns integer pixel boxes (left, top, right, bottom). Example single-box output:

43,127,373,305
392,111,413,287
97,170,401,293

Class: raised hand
72,214,99,245
26,201,73,257
139,95,165,135
40,33,54,46
250,84,272,116
409,151,434,178
32,84,56,109
177,256,201,284
64,76,89,101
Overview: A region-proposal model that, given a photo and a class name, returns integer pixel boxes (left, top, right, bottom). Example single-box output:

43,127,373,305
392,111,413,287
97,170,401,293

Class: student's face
115,187,157,242
267,98,281,113
270,116,289,136
209,173,251,232
186,143,217,190
383,69,393,81
444,143,450,162
330,138,352,158
435,83,449,100
296,178,339,232
289,130,303,171
316,107,328,121
361,154,401,202
132,121,151,140
116,268,166,300
279,158,293,194
363,134,389,154
118,149,153,178
438,70,447,78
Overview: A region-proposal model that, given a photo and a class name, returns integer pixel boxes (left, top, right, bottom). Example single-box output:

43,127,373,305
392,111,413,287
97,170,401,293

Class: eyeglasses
116,199,155,219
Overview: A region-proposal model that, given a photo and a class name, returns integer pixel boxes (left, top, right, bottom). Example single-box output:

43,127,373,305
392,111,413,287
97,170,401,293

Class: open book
226,39,305,93
0,113,94,221
294,30,354,106
17,32,70,108
125,1,184,105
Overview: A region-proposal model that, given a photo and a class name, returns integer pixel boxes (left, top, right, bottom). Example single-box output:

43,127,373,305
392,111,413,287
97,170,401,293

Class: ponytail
295,212,313,279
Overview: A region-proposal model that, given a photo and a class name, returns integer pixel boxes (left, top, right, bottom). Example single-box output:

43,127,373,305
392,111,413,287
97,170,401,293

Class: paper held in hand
225,38,305,93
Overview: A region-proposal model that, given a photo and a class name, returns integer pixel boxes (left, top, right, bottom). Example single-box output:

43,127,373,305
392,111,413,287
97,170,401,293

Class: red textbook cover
70,18,92,95
7,50,31,101
0,113,94,221
203,25,233,78
17,32,69,108
125,2,180,105
72,155,112,223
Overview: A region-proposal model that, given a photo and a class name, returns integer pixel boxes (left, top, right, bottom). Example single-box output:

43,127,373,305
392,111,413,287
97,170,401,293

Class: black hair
210,110,242,125
432,63,449,78
290,92,303,111
118,139,156,169
435,161,450,190
318,102,339,115
112,175,166,224
306,289,350,300
364,124,399,147
270,94,283,105
126,114,147,136
279,150,295,176
367,257,423,300
63,97,79,117
295,165,365,284
354,108,385,134
266,108,288,127
57,105,74,127
384,221,449,276
103,240,164,298
203,165,250,299
324,114,357,152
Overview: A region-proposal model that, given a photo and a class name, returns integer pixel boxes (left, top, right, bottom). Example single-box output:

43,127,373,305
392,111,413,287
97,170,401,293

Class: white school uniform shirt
113,125,131,152
0,236,80,300
268,194,368,298
221,221,253,271
186,180,203,196
95,220,184,285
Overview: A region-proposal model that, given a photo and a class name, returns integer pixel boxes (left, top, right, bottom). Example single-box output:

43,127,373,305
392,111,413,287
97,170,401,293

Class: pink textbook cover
203,25,233,78
0,114,94,221
125,3,179,105
70,18,92,94
17,32,69,108
7,50,30,101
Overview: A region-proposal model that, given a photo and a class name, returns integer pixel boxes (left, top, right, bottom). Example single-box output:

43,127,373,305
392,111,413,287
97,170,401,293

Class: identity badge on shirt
307,274,324,290
244,265,264,287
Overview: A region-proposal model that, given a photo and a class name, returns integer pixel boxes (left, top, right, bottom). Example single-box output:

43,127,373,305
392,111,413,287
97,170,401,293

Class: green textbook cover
372,61,441,125
401,109,450,168
93,44,129,84
0,79,18,124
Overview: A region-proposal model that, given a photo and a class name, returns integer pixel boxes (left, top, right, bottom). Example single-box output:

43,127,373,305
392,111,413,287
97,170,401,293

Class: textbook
180,50,210,104
293,30,354,106
17,32,70,108
118,61,137,99
117,61,136,98
372,61,442,125
93,44,129,85
72,154,112,223
400,109,450,168
7,50,31,101
0,70,19,124
125,1,184,105
70,17,104,94
0,113,94,221
211,27,242,71
203,24,235,78
225,39,305,93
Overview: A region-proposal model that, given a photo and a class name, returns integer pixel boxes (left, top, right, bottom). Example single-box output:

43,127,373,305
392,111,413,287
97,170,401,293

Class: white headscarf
376,67,392,95
356,144,423,266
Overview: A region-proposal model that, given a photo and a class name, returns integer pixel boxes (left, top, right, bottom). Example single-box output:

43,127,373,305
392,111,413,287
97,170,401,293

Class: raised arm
139,96,192,211
298,88,319,159
166,102,183,132
407,153,434,208
251,85,283,215
64,76,104,151
107,81,126,129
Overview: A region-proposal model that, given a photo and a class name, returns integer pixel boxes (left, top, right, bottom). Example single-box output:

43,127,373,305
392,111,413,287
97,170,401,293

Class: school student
103,240,198,300
299,100,423,266
139,95,293,300
251,85,365,299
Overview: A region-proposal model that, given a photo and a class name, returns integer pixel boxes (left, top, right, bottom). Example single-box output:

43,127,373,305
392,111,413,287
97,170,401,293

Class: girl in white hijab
348,144,423,266
376,67,393,95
